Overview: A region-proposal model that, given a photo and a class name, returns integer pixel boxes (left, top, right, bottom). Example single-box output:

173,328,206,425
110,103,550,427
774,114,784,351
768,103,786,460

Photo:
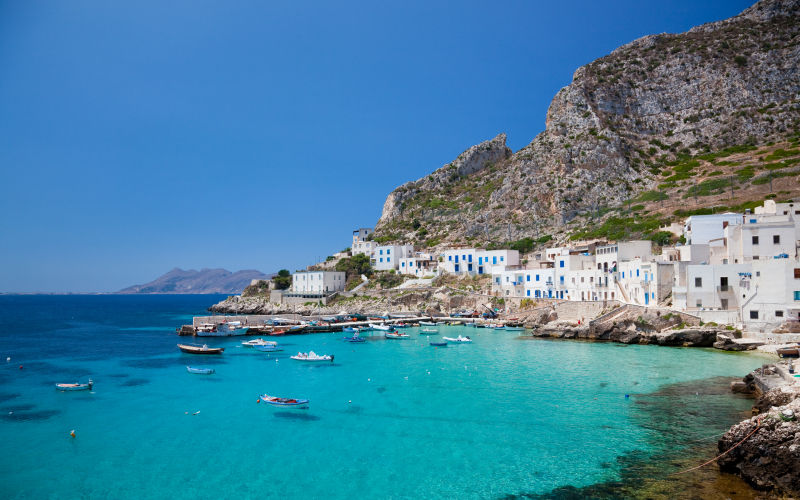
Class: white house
290,271,346,295
399,253,439,277
443,248,520,276
372,244,413,271
441,248,478,274
683,213,742,245
351,227,377,257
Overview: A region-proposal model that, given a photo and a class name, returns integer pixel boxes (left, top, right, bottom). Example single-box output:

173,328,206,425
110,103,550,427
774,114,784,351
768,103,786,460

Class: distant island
118,268,272,294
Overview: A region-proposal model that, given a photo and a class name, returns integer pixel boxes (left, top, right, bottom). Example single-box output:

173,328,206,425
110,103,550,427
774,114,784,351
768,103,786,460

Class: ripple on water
2,409,61,422
0,392,21,402
120,378,149,387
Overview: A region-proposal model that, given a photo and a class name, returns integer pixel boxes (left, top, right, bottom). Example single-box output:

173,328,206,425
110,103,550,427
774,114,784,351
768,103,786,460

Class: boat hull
259,395,309,408
186,367,215,374
177,344,224,355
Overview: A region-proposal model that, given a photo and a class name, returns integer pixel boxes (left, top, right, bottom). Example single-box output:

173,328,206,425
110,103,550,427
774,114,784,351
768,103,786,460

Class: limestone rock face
373,0,800,246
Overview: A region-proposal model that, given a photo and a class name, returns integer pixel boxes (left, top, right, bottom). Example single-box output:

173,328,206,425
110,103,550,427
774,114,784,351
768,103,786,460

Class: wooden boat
420,328,439,334
370,323,392,331
290,351,334,362
242,338,278,347
385,331,410,339
429,341,447,347
186,366,215,374
443,335,472,343
177,343,224,354
777,346,800,357
56,380,93,391
259,394,309,408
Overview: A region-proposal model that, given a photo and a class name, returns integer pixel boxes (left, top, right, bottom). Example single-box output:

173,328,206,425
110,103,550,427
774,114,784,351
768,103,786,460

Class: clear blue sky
0,0,753,292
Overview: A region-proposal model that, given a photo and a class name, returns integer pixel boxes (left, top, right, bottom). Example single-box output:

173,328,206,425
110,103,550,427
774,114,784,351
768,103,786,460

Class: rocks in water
718,390,800,495
713,333,756,351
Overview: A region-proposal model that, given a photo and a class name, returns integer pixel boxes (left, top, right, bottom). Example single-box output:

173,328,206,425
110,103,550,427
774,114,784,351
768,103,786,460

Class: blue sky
0,0,753,292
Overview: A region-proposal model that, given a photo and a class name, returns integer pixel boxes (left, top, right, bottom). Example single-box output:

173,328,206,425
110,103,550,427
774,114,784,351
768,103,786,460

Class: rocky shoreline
718,362,800,495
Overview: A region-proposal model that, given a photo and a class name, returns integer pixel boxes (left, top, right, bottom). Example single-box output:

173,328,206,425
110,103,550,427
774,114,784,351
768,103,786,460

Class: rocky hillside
374,0,800,248
118,268,272,294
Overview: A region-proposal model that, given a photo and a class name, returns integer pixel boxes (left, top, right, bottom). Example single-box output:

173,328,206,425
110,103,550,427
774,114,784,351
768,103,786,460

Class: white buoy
6,357,9,362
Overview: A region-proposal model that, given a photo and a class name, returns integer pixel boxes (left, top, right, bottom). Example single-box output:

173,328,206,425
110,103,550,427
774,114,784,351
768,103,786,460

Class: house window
448,256,452,261
387,249,391,255
536,275,540,281
752,236,759,245
776,311,784,318
696,299,702,307
559,276,564,284
505,276,509,282
622,272,625,278
468,264,473,272
401,262,405,267
749,219,756,224
387,257,391,262
636,269,640,277
750,310,759,319
695,277,702,287
774,235,780,244
794,291,800,301
379,249,383,255
478,257,483,264
527,290,530,297
581,277,584,283
526,275,530,282
379,258,383,263
410,262,414,267
794,269,800,279
500,256,504,262
492,257,497,265
753,256,759,260
468,255,472,263
455,264,460,272
559,260,565,268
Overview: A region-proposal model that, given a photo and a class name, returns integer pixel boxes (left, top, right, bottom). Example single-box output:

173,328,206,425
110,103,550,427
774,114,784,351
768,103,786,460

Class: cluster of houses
287,200,800,332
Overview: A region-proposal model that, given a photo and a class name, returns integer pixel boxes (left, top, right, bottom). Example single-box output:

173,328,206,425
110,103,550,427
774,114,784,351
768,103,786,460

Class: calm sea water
0,295,767,499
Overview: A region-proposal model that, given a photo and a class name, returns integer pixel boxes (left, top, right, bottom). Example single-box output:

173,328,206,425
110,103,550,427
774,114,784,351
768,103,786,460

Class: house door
721,298,728,309
720,276,728,291
644,293,649,305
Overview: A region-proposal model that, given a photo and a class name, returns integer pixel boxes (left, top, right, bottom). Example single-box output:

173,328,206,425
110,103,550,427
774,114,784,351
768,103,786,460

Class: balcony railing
716,285,732,293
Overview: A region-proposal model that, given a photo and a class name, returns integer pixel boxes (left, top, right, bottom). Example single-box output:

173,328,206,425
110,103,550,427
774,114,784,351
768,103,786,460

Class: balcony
716,285,734,295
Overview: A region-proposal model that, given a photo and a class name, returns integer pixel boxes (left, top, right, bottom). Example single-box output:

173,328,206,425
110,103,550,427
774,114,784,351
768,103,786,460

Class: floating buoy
6,357,9,362
625,394,630,399
70,430,76,438
348,400,352,404
19,365,23,370
256,399,260,404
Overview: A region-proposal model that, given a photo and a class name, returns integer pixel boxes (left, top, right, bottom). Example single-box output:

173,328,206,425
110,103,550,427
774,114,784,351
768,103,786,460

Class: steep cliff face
374,0,800,246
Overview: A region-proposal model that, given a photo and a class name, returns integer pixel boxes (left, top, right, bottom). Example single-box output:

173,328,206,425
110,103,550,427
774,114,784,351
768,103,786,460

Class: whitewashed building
443,248,519,275
683,213,741,245
291,271,346,295
351,227,377,257
372,244,413,271
399,253,439,277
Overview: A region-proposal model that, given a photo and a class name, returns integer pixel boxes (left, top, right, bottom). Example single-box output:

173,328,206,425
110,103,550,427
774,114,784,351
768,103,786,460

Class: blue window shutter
526,275,530,282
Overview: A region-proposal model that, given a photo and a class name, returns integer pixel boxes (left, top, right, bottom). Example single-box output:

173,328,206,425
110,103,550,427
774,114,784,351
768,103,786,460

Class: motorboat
290,351,334,362
429,341,447,347
195,321,249,337
503,326,526,332
343,335,366,343
443,335,472,343
259,394,309,408
186,366,215,374
178,343,225,354
419,321,436,326
370,323,392,331
393,323,410,328
343,327,361,334
419,328,439,334
254,344,283,352
56,380,93,391
242,338,278,347
385,331,410,339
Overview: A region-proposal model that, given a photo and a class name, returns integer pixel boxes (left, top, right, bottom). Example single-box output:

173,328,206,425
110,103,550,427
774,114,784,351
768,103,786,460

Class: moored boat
290,351,334,362
343,327,361,334
385,331,410,339
419,321,436,326
343,335,366,343
186,366,215,374
196,321,249,337
443,335,472,343
503,327,526,332
178,343,225,354
370,323,392,331
420,328,439,334
393,323,410,328
56,379,93,391
254,344,283,352
259,394,309,408
242,338,278,347
429,341,447,347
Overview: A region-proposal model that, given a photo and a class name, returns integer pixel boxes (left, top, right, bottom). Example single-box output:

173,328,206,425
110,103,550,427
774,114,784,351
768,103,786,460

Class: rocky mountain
118,268,272,294
374,0,800,247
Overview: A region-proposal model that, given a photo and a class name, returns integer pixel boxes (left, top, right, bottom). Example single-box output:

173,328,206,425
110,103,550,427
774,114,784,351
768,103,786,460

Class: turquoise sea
0,295,768,499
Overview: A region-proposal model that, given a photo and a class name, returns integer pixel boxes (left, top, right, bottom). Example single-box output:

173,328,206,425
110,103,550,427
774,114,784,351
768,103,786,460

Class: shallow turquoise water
0,296,767,499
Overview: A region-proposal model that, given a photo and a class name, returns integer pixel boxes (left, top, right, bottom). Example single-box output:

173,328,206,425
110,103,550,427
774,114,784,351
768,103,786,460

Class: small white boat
56,380,93,391
242,338,278,347
254,344,283,352
443,335,472,343
186,366,215,374
385,331,410,339
196,321,249,337
370,323,392,331
419,321,436,326
259,394,309,408
420,328,439,334
290,351,334,362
